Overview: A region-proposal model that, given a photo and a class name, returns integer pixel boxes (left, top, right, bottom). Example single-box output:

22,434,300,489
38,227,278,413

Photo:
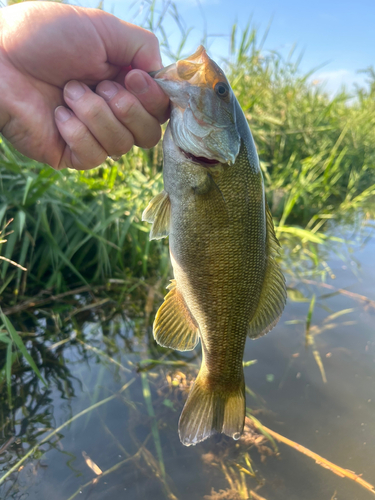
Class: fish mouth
180,148,220,168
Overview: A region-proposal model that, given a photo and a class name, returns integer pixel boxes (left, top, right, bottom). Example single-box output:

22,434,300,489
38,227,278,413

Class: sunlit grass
1,15,374,297
0,2,375,498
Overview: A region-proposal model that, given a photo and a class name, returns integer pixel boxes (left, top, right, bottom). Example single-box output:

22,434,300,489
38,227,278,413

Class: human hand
0,2,169,170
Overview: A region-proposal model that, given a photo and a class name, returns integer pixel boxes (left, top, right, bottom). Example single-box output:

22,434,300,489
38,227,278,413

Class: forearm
0,10,11,134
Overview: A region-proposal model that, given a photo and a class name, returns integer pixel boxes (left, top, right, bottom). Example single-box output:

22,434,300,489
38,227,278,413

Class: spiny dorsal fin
247,201,286,339
142,190,171,240
153,279,200,351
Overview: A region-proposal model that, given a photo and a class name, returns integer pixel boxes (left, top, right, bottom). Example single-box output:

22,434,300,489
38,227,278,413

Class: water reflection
0,217,374,499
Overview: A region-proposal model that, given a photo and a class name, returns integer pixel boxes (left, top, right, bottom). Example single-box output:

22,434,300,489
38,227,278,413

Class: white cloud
311,69,367,95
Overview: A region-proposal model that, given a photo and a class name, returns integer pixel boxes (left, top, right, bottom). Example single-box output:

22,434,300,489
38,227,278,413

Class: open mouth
180,149,219,168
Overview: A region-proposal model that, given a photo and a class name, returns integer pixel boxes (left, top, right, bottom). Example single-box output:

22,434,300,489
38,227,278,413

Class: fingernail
55,106,72,123
65,81,86,101
96,81,119,101
126,71,149,95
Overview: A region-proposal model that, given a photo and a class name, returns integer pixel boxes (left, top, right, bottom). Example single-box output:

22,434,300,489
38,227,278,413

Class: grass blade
141,371,165,479
0,308,47,386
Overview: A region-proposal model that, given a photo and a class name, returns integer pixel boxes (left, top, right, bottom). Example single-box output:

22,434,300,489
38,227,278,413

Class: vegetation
1,0,374,407
1,10,374,300
228,28,375,227
0,2,375,498
0,139,169,297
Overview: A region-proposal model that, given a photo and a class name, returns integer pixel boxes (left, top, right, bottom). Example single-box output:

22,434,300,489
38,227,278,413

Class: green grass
0,1,374,399
228,27,375,222
0,138,169,299
0,4,374,499
1,12,374,299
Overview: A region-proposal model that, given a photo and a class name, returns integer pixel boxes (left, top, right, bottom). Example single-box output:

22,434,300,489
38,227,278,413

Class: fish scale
174,169,265,384
143,46,286,446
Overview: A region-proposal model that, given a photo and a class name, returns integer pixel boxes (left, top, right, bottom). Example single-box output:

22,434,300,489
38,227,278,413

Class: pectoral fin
154,280,200,351
142,190,171,240
248,202,287,338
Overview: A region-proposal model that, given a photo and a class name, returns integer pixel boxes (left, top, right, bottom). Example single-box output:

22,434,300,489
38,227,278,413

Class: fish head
152,46,241,166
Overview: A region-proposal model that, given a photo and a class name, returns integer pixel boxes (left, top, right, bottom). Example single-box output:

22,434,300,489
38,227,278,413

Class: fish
142,46,286,446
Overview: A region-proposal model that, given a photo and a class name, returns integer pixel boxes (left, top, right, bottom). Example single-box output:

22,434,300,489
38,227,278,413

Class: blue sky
77,0,373,94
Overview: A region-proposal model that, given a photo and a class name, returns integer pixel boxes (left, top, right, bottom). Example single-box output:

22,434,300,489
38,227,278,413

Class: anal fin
153,280,199,351
248,202,287,338
142,190,171,240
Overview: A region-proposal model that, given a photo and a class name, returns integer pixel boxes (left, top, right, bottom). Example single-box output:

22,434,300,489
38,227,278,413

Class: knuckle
116,93,139,120
82,147,106,166
81,96,106,122
147,32,160,50
68,121,88,145
142,92,170,123
72,149,107,170
110,134,134,157
93,150,108,167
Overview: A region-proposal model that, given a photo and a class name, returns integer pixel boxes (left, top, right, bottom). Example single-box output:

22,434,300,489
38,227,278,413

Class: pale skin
0,2,170,170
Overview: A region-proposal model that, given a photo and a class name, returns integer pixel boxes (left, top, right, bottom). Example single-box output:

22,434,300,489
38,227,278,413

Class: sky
76,0,374,94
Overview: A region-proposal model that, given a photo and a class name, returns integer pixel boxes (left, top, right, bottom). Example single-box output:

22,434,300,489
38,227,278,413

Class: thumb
85,9,163,73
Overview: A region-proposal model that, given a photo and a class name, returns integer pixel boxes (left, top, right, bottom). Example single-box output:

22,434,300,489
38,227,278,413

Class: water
0,217,374,500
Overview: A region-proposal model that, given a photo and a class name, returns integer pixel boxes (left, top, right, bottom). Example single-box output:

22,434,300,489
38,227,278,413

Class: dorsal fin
142,190,171,240
154,280,200,351
247,202,286,338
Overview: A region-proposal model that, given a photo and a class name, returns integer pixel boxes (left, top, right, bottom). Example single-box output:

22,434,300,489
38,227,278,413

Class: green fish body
143,46,286,446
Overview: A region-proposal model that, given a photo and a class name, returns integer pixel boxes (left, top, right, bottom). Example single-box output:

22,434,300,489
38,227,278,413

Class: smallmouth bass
143,46,286,446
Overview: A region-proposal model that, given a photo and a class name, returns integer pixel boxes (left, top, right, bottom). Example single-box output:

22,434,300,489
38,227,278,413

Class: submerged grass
0,279,374,498
140,371,166,479
250,418,375,496
1,0,373,406
0,1,375,499
0,377,136,486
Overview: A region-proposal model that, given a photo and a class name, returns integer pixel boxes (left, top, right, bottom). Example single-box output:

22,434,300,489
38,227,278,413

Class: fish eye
214,82,229,98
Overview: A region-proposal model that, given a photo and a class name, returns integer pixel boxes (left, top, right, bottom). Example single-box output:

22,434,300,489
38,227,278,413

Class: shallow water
0,217,374,500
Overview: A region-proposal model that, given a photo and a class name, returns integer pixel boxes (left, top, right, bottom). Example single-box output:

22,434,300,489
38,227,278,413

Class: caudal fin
178,370,245,446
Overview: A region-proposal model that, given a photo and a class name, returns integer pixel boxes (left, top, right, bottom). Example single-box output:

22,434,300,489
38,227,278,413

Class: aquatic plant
0,1,375,497
1,4,374,299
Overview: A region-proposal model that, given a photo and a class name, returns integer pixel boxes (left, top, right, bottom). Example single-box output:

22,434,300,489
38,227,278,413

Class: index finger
86,9,163,72
124,70,170,123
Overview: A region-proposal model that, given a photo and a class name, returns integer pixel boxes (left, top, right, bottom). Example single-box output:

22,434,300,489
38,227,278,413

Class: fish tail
178,369,245,446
